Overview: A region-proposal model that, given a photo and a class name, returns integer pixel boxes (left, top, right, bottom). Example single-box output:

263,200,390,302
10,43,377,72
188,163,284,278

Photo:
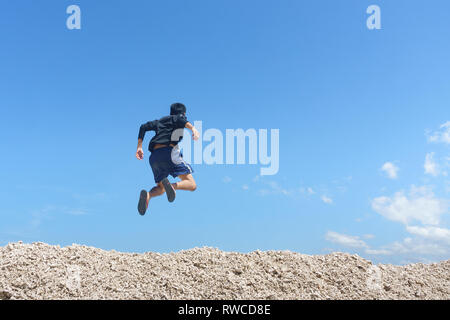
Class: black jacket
138,114,188,152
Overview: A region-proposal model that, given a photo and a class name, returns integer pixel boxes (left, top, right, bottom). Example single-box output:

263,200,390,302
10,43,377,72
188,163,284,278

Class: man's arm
185,122,200,141
138,120,157,141
136,120,157,160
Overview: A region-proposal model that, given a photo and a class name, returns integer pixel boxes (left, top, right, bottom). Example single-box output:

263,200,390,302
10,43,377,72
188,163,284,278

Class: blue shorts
149,146,193,184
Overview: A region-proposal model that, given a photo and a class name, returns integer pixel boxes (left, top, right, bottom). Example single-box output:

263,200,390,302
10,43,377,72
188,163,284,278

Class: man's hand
136,139,144,160
192,127,200,141
136,147,144,160
185,122,200,141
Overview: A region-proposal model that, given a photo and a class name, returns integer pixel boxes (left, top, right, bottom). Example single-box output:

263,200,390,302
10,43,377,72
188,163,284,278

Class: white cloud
406,226,450,244
325,231,368,249
371,185,448,226
299,187,315,195
365,248,393,255
325,227,450,261
427,121,450,144
66,209,88,216
268,181,291,195
321,195,333,204
28,205,88,230
373,238,449,257
424,153,440,177
257,180,293,196
223,176,232,183
242,184,249,190
381,162,399,179
324,124,450,263
367,184,450,261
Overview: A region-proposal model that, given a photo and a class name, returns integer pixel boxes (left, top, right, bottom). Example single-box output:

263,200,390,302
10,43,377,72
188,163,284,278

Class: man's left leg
172,174,197,191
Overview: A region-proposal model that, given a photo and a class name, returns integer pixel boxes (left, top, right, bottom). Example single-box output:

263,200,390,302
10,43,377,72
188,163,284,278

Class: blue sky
0,0,449,265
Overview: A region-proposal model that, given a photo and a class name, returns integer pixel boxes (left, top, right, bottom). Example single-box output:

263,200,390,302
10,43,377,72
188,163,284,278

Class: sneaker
137,190,148,215
161,178,176,203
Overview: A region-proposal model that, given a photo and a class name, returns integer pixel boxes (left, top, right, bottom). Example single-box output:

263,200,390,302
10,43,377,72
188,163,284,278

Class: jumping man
136,103,199,215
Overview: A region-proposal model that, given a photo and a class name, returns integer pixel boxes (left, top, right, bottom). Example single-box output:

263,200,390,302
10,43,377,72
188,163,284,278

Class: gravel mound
0,242,449,300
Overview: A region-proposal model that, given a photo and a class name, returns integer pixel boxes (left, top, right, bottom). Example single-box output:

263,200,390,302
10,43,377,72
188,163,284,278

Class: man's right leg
138,182,165,216
148,182,165,204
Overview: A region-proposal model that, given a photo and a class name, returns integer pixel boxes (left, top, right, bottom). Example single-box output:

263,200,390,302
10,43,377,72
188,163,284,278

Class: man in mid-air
136,102,199,215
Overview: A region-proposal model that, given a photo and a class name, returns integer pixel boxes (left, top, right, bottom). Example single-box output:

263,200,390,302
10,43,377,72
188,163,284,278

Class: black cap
170,103,186,115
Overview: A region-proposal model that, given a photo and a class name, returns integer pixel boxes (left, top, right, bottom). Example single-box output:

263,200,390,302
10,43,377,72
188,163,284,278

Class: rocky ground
0,242,448,300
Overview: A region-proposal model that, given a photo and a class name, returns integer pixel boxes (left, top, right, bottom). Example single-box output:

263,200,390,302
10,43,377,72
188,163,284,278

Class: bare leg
146,182,165,206
173,174,197,191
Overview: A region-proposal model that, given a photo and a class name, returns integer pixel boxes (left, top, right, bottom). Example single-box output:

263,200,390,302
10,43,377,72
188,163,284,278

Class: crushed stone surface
0,242,449,300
